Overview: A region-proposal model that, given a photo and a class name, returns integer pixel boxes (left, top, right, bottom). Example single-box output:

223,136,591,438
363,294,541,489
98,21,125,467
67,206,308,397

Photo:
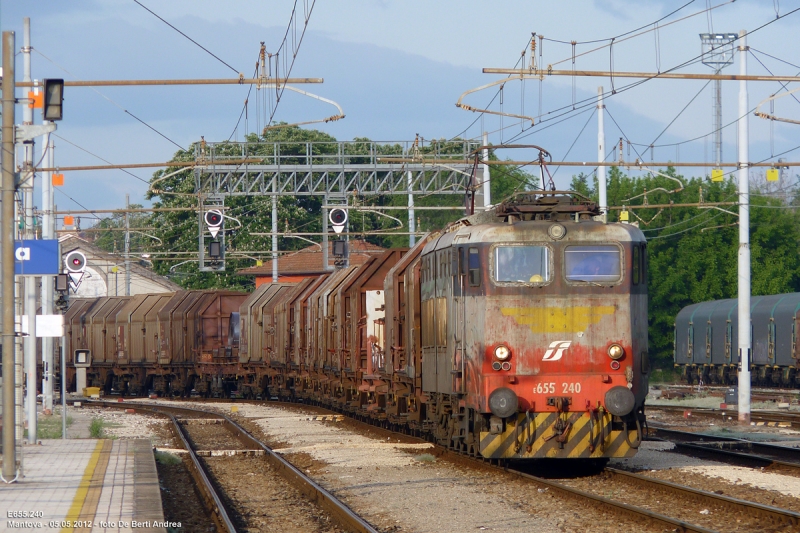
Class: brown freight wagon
333,249,407,412
274,278,316,390
292,275,328,398
114,294,150,366
238,283,293,398
157,290,195,365
82,297,131,394
308,268,357,398
382,236,431,425
238,284,276,365
190,291,247,397
260,281,314,399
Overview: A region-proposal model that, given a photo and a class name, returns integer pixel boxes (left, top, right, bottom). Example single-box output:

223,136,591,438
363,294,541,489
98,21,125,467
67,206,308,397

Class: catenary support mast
737,30,751,424
2,30,18,482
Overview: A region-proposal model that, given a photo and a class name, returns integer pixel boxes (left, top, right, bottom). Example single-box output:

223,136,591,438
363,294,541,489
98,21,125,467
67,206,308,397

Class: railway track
502,464,800,533
648,426,800,476
647,404,800,428
95,400,380,533
122,398,800,533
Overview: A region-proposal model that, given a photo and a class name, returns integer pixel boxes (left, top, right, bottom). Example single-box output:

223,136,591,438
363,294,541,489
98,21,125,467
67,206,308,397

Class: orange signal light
52,173,64,186
63,215,74,226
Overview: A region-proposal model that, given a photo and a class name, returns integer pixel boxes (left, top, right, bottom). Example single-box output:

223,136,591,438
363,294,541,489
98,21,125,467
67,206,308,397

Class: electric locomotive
417,192,649,459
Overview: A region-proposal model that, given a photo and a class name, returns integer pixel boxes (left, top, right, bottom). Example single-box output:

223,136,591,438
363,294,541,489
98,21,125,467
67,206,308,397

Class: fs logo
542,340,572,361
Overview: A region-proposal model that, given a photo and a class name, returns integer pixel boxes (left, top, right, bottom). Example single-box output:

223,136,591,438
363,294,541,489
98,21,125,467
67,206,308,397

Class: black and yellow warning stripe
479,411,638,459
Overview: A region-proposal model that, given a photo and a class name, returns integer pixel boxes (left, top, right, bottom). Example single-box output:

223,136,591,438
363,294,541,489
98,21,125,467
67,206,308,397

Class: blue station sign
14,239,60,276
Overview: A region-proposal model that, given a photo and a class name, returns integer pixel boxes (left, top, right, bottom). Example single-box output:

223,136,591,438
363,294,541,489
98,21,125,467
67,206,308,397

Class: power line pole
737,30,751,424
700,33,737,168
407,169,415,247
271,174,278,284
22,17,38,443
2,30,18,482
597,87,607,221
482,131,490,209
41,135,54,415
125,194,130,296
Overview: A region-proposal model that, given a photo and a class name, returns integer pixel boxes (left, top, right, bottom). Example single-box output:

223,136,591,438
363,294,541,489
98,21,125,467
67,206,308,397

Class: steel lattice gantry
192,139,479,275
192,140,478,197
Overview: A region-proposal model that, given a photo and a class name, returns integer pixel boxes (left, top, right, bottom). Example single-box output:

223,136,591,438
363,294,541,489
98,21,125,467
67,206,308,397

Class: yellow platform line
60,440,112,533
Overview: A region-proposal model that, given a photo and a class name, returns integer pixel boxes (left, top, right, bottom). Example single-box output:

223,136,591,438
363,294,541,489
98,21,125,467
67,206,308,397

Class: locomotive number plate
533,382,582,394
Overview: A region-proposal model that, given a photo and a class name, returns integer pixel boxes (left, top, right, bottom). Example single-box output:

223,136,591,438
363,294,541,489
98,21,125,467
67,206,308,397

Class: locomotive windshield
565,245,621,282
494,245,550,283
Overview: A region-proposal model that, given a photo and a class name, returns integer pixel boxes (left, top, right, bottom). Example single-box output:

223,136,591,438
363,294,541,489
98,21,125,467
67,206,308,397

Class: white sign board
15,316,29,335
36,315,64,338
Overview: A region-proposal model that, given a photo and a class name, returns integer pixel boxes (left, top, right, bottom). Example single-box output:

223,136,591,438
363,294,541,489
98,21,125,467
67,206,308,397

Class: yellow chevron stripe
479,411,639,459
566,415,591,458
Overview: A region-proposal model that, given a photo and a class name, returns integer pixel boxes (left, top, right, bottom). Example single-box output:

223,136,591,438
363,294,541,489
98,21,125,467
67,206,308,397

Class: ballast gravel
148,401,693,532
681,465,800,497
92,399,800,532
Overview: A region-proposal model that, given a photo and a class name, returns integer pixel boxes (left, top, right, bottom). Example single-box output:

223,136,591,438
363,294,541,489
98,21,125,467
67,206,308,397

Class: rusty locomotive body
66,192,648,460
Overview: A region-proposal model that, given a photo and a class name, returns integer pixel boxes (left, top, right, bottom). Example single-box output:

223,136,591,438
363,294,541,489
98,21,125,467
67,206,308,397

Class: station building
237,239,386,287
59,234,180,296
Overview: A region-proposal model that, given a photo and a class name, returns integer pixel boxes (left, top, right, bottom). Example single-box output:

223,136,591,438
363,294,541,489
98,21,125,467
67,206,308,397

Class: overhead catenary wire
132,0,241,76
266,0,317,128
542,0,699,47
228,52,261,141
489,6,800,150
54,134,150,185
32,49,187,152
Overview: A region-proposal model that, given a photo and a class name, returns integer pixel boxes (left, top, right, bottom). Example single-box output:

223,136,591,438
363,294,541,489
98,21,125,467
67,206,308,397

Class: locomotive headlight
607,344,624,360
494,345,511,361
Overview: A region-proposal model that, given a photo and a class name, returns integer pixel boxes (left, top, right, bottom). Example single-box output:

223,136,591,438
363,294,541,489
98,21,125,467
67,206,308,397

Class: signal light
329,208,348,234
205,209,223,238
43,78,64,121
64,251,86,273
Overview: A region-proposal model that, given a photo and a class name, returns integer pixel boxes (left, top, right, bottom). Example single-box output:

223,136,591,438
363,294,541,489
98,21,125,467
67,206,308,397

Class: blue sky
2,1,800,223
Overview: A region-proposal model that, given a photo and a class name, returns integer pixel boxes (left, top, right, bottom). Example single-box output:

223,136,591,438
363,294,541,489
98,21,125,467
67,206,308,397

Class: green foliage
154,450,183,465
92,204,155,256
576,166,800,369
89,418,105,438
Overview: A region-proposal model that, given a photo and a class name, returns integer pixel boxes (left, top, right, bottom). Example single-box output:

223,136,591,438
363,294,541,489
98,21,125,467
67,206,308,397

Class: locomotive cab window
565,245,621,283
493,245,550,283
468,247,481,287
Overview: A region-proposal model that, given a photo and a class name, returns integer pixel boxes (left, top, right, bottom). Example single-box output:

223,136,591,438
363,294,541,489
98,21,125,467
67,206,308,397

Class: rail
502,466,717,533
169,413,238,533
649,426,800,474
605,467,800,526
93,400,380,533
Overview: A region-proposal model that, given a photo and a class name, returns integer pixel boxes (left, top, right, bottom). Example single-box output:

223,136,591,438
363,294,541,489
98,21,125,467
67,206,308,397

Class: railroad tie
194,449,266,457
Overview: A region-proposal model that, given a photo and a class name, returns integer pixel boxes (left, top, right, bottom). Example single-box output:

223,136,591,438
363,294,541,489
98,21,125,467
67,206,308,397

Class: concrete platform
1,439,167,533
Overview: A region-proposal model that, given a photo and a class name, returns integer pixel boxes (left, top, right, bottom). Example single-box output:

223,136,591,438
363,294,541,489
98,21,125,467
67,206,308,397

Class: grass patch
154,450,182,466
32,414,73,439
89,418,106,438
414,453,436,463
